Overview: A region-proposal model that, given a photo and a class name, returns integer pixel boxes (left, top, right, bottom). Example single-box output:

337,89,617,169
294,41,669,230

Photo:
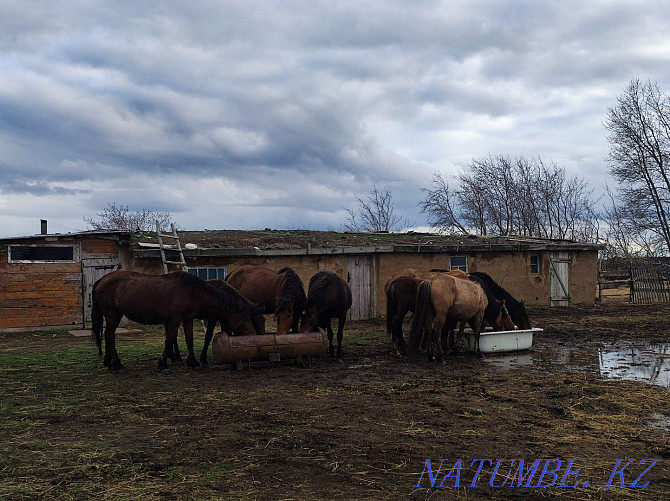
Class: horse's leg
394,306,410,356
473,313,484,357
165,321,183,364
183,318,200,369
453,321,468,353
336,313,345,360
432,312,447,362
158,318,180,373
324,317,335,358
200,316,217,366
103,312,123,371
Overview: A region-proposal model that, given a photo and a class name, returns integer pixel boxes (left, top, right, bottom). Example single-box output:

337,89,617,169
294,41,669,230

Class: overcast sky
2,1,670,237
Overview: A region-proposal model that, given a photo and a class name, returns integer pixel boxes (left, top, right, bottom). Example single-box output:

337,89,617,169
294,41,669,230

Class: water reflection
599,343,670,389
483,340,670,390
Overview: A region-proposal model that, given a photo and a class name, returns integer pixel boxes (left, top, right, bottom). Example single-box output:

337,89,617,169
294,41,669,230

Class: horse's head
493,299,516,331
249,304,266,335
275,301,296,334
228,304,266,336
509,301,531,329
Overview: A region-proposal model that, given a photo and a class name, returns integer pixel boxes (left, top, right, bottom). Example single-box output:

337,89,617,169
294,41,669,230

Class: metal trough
211,329,329,364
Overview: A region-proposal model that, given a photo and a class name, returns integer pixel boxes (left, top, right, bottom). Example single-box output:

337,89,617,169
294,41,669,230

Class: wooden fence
599,259,670,304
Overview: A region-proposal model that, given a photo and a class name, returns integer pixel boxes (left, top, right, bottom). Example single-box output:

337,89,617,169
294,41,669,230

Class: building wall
131,247,600,320
0,236,123,331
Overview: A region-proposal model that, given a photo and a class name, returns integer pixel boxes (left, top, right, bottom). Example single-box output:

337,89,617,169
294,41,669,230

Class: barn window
188,267,226,281
530,254,541,274
8,245,76,263
450,256,468,272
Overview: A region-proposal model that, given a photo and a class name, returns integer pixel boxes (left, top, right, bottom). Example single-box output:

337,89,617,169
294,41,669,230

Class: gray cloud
2,1,670,236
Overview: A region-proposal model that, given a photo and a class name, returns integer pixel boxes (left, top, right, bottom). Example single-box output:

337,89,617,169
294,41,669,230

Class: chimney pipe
40,219,48,235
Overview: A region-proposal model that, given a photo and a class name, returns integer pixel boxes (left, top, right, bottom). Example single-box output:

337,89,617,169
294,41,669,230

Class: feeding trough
459,327,542,354
211,329,329,367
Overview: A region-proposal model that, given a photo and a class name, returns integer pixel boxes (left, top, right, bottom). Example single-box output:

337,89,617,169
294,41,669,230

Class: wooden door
346,255,375,320
82,258,119,328
550,251,570,307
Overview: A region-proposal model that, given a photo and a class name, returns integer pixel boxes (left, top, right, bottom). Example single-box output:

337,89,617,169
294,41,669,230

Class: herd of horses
91,264,530,372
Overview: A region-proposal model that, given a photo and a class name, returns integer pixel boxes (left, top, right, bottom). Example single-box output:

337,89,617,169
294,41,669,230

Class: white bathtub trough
459,327,542,353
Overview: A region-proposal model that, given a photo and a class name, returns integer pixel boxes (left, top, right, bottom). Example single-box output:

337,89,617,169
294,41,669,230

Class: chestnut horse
300,271,352,360
92,271,265,372
226,265,306,334
385,268,469,356
409,273,514,359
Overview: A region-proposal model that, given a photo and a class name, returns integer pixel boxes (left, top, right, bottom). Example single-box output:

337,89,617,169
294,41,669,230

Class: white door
346,255,375,320
550,251,570,307
82,258,119,328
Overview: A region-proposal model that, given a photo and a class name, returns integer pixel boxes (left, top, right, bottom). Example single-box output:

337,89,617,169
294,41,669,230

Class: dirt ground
1,304,669,500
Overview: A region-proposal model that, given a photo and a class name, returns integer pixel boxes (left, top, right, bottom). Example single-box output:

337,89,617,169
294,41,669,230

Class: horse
299,271,352,360
226,265,306,334
91,270,265,372
385,268,469,356
409,273,514,359
469,271,531,329
442,275,516,353
167,278,266,366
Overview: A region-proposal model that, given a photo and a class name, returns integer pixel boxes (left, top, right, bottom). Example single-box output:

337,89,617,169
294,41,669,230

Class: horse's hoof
337,358,344,365
161,368,171,375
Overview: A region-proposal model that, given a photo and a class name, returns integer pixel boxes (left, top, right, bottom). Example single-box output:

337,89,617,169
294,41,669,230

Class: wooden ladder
156,221,188,273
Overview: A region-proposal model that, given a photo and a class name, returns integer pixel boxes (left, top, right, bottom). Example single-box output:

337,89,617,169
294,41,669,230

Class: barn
0,227,602,331
0,229,132,331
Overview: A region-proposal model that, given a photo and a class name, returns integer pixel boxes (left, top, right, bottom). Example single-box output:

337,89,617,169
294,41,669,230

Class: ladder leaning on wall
156,221,188,274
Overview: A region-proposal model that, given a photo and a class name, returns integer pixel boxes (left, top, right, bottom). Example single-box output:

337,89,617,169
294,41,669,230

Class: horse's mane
276,267,306,312
169,271,250,312
469,275,503,323
469,272,522,310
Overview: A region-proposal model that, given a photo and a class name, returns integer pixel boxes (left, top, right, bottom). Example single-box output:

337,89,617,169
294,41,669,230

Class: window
188,267,227,281
9,245,76,263
450,256,468,272
530,254,541,274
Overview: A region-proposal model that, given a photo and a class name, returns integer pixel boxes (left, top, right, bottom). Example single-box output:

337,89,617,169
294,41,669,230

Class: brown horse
226,265,306,334
92,271,265,372
198,279,266,365
409,273,514,359
299,271,352,360
167,278,266,366
385,268,469,356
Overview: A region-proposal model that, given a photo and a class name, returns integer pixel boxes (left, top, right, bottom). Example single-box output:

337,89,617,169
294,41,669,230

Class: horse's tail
409,280,432,352
385,281,397,336
91,279,104,356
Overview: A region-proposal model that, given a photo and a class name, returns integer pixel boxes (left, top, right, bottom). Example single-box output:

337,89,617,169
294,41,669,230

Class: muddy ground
1,304,669,500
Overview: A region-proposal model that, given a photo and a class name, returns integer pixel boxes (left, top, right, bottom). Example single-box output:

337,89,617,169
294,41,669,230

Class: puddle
598,343,670,389
484,340,670,390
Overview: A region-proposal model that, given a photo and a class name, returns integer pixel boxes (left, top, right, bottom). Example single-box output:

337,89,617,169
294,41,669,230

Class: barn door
82,258,119,328
346,255,375,320
550,251,570,307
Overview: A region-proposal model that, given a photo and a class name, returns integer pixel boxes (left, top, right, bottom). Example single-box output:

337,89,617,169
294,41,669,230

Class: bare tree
84,203,178,232
345,185,408,232
421,155,598,241
604,77,670,254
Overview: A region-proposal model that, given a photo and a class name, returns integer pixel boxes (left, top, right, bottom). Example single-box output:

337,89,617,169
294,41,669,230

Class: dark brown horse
226,265,306,334
198,279,266,365
469,271,531,329
92,270,265,372
299,271,352,360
